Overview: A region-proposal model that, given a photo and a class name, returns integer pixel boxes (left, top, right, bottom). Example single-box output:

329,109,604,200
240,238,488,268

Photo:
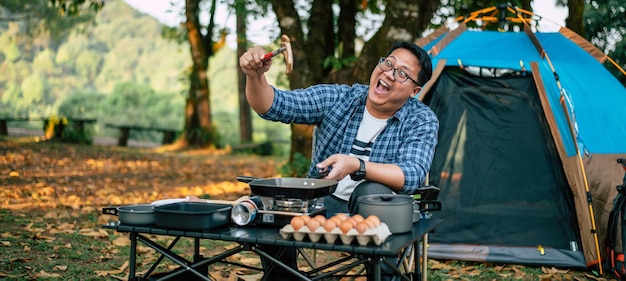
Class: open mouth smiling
376,79,391,93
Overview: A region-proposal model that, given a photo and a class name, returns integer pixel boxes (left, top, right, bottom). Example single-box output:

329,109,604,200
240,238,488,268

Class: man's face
367,48,422,119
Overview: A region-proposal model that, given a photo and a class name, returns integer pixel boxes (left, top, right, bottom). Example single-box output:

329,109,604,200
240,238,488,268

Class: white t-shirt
333,107,389,201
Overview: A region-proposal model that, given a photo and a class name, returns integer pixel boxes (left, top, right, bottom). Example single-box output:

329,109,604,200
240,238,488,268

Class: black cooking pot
357,194,414,233
102,204,155,226
236,176,337,199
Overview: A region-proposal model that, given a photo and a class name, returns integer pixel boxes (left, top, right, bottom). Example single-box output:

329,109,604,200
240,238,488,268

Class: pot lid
357,194,413,205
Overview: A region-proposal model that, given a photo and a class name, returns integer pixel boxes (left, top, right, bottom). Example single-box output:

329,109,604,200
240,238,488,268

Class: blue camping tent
417,20,626,270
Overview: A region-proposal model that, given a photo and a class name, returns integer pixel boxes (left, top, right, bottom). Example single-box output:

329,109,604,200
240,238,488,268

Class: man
239,41,438,280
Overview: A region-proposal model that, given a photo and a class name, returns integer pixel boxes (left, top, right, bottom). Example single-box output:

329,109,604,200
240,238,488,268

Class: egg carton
279,223,392,246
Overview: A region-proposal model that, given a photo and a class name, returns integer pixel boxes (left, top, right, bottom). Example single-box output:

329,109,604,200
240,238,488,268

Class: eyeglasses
377,57,419,85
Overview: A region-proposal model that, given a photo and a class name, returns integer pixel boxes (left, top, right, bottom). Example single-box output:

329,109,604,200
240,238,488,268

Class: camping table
102,219,442,281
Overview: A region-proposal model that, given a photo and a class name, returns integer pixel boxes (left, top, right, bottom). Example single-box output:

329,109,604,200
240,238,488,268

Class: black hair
386,41,433,86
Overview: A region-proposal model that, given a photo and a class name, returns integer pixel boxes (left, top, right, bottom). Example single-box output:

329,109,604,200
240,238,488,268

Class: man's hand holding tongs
239,34,293,76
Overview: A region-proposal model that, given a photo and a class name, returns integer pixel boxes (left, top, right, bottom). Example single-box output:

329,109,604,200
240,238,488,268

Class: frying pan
236,176,337,199
102,204,155,226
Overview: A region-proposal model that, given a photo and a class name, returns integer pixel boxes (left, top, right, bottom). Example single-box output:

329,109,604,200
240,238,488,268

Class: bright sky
123,0,568,49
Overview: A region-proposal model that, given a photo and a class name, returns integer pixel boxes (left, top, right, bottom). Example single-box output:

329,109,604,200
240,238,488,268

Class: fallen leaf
34,270,61,277
237,272,263,281
239,257,260,265
78,228,108,237
53,243,71,250
112,236,130,247
431,262,453,270
137,245,154,254
580,273,607,281
44,211,58,219
542,266,570,274
31,233,56,242
95,260,129,277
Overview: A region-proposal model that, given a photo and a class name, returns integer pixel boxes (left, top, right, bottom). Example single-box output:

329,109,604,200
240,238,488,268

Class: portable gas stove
232,177,337,226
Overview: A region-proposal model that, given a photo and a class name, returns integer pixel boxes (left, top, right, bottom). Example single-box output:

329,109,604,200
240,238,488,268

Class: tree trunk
566,0,585,36
269,0,328,163
338,0,356,59
179,0,216,147
351,0,440,83
236,0,252,143
329,0,357,84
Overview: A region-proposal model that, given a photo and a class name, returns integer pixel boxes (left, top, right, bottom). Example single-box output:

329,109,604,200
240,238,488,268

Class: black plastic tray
153,202,232,230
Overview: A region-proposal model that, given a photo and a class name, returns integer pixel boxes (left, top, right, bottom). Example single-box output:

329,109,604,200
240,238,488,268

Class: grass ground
0,136,614,280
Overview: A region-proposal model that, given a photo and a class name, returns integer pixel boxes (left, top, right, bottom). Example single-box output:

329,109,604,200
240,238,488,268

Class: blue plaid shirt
259,83,439,194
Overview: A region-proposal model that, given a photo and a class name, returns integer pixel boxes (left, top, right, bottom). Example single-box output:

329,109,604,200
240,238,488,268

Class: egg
306,218,321,231
351,214,364,223
313,215,326,224
328,217,342,227
356,221,370,234
361,219,376,228
300,215,312,223
365,215,381,226
339,220,354,234
323,219,337,232
290,216,305,231
334,213,349,221
345,217,358,227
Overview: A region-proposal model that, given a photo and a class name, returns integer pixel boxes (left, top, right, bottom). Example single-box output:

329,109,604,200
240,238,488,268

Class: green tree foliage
56,89,103,118
0,0,98,58
103,82,150,120
33,49,58,75
20,73,51,113
100,81,185,130
74,49,101,81
0,22,22,63
0,0,288,147
99,81,186,143
583,0,626,84
0,83,21,116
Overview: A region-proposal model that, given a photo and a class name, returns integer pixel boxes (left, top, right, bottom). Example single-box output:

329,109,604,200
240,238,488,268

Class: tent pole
560,97,603,274
548,51,604,273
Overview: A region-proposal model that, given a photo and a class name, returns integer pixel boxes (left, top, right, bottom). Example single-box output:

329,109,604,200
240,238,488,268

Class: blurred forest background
0,0,623,153
0,0,290,149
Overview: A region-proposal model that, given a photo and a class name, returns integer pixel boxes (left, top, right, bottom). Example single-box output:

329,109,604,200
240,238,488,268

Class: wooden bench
0,117,96,138
43,118,97,139
105,124,179,147
0,117,34,135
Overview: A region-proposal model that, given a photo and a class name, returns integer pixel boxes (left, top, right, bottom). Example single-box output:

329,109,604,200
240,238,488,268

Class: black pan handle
102,207,119,216
309,167,330,179
236,176,261,183
416,200,442,212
